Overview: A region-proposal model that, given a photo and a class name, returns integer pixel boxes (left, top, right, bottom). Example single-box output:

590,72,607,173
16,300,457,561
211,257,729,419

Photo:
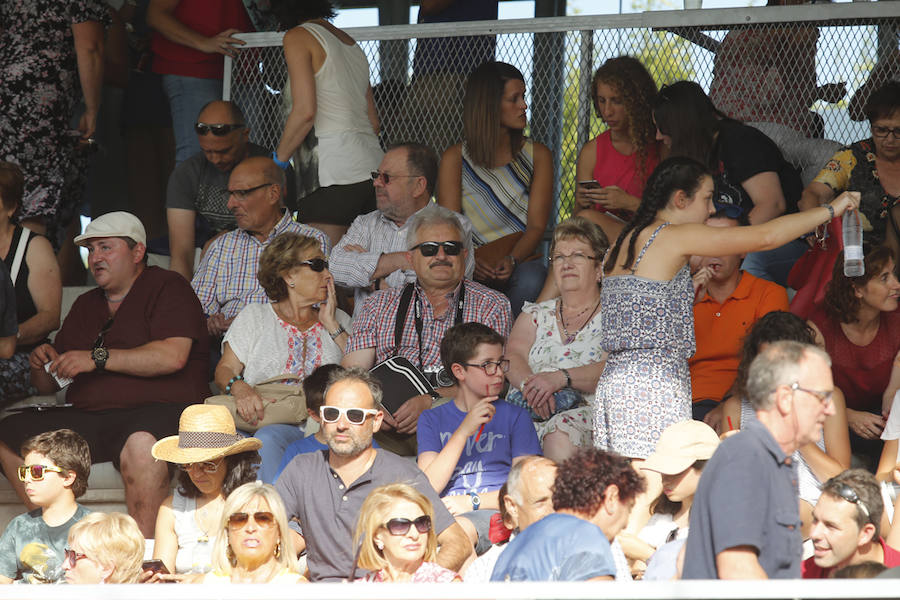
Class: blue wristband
272,151,291,170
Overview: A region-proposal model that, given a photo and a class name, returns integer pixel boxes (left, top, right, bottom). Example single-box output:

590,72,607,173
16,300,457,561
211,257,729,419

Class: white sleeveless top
172,490,215,574
285,22,382,189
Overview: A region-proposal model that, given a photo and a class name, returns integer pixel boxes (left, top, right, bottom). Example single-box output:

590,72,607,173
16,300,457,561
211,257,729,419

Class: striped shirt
329,204,476,319
461,139,534,246
347,280,511,368
191,210,330,319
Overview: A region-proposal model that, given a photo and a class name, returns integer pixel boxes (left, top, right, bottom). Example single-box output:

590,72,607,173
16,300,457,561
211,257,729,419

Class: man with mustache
690,208,789,429
330,143,475,319
343,204,511,455
0,212,208,537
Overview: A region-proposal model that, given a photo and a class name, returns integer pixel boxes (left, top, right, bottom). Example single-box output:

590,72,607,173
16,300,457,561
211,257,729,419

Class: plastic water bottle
842,208,864,277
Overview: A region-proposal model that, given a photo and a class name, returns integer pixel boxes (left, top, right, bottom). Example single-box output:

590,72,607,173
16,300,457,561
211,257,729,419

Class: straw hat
641,420,720,475
151,405,261,464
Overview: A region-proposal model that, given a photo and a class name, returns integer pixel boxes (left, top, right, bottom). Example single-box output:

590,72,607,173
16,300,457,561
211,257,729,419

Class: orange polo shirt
690,271,789,402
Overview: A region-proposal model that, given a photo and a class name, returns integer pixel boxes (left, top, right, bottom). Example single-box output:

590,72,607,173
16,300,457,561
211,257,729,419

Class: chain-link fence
225,3,899,225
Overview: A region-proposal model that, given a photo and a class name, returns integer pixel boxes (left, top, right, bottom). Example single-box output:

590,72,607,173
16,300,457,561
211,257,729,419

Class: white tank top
286,22,382,188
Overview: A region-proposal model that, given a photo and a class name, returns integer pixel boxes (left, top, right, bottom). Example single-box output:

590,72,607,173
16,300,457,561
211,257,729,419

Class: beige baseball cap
74,211,146,246
641,420,720,475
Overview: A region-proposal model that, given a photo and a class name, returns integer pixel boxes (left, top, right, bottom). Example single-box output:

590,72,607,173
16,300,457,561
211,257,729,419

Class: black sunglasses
835,483,870,521
411,241,464,257
298,258,328,272
93,317,114,351
370,170,418,185
194,122,244,136
384,515,432,536
227,511,276,529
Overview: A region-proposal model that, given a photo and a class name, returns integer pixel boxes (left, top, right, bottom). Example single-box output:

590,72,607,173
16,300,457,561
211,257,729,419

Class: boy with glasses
0,429,91,583
417,322,542,556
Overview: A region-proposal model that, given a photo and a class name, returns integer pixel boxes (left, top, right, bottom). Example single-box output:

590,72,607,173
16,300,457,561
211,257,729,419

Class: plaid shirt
191,211,330,319
347,279,511,368
329,205,476,319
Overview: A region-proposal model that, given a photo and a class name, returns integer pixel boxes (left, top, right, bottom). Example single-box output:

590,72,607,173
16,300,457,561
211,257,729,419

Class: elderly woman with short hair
215,232,351,482
505,217,609,462
64,512,145,584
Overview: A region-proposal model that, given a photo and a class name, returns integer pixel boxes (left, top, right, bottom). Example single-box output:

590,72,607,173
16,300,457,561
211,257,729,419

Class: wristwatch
468,491,481,510
91,346,109,372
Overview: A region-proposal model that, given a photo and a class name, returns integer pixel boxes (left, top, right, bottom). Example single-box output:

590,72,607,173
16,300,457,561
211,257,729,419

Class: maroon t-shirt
54,266,209,410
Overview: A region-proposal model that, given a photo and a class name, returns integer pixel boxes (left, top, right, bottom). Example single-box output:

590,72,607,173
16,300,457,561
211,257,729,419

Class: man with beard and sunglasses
166,101,297,280
0,212,208,538
274,367,471,581
330,143,475,319
191,156,328,347
342,204,511,456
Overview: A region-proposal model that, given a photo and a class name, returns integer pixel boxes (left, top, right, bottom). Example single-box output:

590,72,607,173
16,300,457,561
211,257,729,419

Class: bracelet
328,325,346,340
505,255,518,269
271,151,291,170
823,204,835,222
560,368,572,388
225,374,244,395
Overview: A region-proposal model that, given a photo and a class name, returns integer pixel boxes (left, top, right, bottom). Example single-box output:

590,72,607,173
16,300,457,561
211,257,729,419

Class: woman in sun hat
148,404,262,579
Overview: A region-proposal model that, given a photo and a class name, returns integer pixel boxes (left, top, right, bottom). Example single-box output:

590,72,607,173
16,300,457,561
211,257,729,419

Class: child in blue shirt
417,322,541,554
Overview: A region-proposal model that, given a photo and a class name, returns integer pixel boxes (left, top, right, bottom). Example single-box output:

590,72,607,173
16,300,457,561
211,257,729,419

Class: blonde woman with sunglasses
352,483,460,583
205,482,305,584
150,405,262,580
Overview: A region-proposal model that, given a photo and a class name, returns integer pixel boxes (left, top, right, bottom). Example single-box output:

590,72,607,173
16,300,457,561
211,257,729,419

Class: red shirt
802,538,900,578
151,0,253,79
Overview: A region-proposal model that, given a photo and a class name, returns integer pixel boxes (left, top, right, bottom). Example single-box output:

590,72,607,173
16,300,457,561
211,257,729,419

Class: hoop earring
274,541,282,559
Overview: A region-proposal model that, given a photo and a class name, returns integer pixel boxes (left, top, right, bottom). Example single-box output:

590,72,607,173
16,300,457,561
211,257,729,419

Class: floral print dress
0,0,108,242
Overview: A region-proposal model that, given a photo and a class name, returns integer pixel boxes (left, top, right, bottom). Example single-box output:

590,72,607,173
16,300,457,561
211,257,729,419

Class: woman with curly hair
808,244,900,467
271,0,383,247
575,56,662,243
490,448,645,581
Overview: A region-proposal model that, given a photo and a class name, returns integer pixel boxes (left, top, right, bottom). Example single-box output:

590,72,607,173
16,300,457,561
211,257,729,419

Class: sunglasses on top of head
384,515,432,536
411,241,464,257
194,122,244,136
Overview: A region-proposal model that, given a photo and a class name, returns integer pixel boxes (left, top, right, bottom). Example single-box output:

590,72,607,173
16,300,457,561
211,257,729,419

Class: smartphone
577,180,601,189
142,559,170,575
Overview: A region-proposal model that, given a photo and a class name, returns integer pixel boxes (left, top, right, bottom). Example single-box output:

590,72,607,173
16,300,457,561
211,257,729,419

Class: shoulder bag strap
9,227,29,284
393,283,415,356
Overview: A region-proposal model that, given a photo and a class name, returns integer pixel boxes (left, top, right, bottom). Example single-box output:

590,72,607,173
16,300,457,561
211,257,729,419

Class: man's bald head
197,100,245,126
504,456,557,531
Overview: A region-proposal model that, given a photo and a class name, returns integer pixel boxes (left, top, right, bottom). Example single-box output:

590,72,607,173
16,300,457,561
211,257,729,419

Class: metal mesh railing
225,3,900,225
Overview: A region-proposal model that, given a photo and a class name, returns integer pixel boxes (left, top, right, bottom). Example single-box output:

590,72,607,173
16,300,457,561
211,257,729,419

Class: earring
288,282,296,288
375,539,384,551
274,541,282,559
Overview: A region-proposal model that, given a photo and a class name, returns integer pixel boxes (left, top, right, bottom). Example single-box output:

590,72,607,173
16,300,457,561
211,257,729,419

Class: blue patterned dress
593,223,695,458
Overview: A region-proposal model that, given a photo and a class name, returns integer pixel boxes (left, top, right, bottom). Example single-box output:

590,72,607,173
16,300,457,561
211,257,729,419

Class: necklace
557,296,601,345
195,497,223,544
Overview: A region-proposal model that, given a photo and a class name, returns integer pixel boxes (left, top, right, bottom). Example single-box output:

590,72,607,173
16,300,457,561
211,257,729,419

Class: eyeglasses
17,464,65,482
370,171,419,185
320,406,379,425
194,122,244,136
411,241,464,257
226,511,276,529
93,317,113,351
462,359,510,376
871,125,900,140
177,460,221,473
549,252,598,266
789,382,834,406
384,515,432,536
64,548,89,566
228,182,273,199
298,258,328,272
835,483,870,521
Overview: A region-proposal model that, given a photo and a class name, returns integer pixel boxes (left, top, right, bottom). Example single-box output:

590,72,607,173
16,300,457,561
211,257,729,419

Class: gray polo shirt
274,448,456,582
682,419,802,579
